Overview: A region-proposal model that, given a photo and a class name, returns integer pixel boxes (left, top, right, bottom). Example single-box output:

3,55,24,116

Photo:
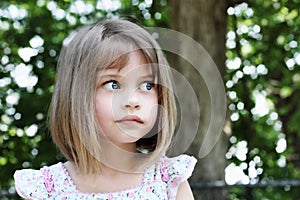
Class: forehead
100,50,155,76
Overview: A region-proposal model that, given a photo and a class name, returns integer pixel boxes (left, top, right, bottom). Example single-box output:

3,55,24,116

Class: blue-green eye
104,80,120,90
140,82,154,91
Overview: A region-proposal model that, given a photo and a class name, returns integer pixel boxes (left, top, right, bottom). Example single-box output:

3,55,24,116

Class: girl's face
95,51,158,152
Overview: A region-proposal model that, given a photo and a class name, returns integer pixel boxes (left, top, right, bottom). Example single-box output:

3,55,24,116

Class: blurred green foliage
0,0,300,199
226,0,300,199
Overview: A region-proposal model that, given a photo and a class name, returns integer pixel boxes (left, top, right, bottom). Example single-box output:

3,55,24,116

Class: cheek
95,93,113,124
145,95,159,125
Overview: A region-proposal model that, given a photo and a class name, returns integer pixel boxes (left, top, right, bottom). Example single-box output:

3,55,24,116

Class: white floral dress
14,154,197,200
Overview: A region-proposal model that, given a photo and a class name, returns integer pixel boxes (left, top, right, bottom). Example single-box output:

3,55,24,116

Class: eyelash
102,80,155,91
140,82,155,91
103,80,120,90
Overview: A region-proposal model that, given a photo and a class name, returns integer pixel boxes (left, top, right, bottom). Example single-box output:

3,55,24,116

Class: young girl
14,19,197,199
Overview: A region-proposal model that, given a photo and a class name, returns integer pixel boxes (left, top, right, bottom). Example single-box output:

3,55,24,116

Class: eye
140,82,154,91
103,80,120,90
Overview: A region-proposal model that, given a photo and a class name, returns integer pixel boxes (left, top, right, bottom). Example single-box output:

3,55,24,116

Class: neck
98,139,142,173
114,142,137,153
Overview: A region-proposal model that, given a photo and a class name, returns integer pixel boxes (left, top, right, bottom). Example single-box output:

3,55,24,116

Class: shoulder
157,154,197,199
14,162,63,199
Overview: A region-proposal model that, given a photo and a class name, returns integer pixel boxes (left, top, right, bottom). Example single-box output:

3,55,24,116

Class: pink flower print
128,192,134,198
146,187,152,193
108,193,113,200
41,167,55,194
161,169,169,182
63,179,69,185
160,158,169,182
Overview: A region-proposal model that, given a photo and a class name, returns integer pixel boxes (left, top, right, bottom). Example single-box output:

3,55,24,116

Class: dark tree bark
168,0,229,199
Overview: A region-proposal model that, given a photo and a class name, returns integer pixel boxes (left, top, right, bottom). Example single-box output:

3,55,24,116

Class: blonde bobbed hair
50,19,177,173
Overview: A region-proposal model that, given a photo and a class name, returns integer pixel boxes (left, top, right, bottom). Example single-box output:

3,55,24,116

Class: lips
116,115,143,124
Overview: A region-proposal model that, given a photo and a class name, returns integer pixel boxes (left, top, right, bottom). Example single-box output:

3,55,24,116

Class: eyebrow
99,72,155,79
140,75,156,80
99,75,156,84
99,74,121,79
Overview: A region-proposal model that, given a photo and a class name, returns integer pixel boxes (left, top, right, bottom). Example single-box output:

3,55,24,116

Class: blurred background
0,0,300,199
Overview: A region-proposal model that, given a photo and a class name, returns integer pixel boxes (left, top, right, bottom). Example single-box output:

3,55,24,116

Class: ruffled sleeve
14,168,50,199
159,154,197,199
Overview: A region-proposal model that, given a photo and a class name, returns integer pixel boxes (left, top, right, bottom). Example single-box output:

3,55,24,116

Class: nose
124,91,140,110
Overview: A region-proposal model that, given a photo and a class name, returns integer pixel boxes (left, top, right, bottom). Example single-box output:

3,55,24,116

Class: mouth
116,115,144,124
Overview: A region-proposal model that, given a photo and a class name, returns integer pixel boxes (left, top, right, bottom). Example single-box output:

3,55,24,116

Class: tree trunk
168,0,229,199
